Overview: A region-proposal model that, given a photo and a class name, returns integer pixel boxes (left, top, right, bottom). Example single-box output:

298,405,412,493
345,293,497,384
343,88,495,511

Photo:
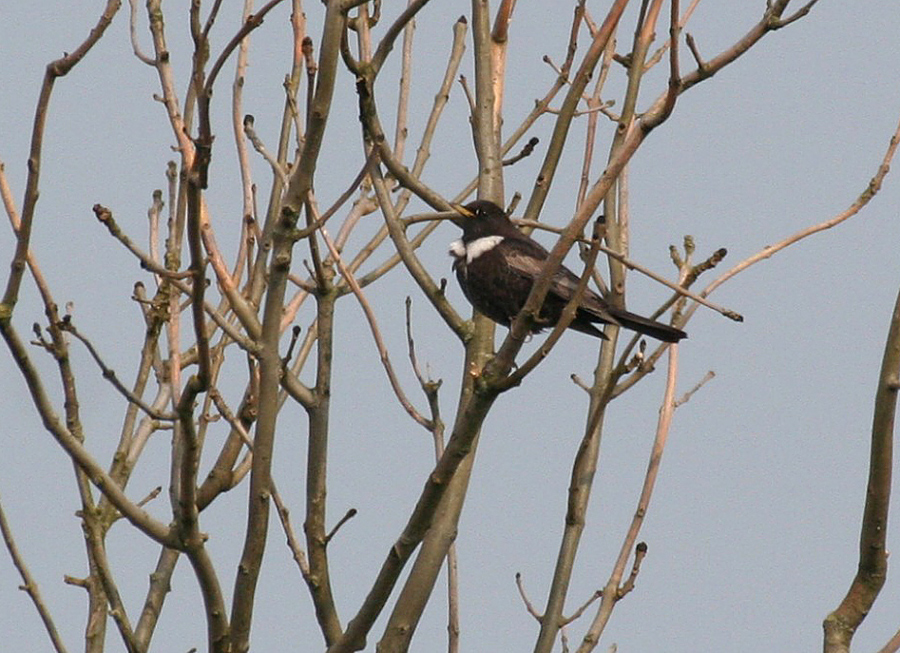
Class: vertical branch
230,2,345,650
576,343,680,652
406,300,460,652
575,24,616,211
640,0,681,131
232,0,256,285
393,0,416,162
376,4,511,648
532,389,610,653
104,286,166,498
489,0,515,170
469,0,503,201
0,10,142,651
530,1,668,637
329,385,498,653
520,0,630,224
486,0,629,388
823,282,900,652
167,7,234,652
248,0,306,304
133,548,181,650
81,517,139,652
303,282,343,645
147,0,193,552
602,0,662,294
146,0,197,165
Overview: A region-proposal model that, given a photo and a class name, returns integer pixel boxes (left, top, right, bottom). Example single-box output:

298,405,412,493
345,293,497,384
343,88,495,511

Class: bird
447,200,686,343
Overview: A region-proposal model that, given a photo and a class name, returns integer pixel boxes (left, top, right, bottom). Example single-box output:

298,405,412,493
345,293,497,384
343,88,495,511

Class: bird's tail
607,307,686,343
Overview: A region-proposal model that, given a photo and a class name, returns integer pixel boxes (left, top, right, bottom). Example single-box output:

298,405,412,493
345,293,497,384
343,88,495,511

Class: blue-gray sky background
3,2,900,651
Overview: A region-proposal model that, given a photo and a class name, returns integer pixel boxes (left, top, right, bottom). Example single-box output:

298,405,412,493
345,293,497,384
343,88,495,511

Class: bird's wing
501,238,620,324
499,237,549,277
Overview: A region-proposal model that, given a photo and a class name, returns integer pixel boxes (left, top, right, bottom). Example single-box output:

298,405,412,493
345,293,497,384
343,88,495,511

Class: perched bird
448,200,686,343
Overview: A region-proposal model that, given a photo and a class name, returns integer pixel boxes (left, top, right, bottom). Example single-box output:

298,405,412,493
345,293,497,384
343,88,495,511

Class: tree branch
577,343,679,651
319,224,432,428
823,282,900,651
0,495,69,653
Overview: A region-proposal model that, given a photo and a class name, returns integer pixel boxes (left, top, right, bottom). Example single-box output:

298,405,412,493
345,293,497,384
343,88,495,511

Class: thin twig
458,74,475,113
674,370,714,407
272,488,312,579
148,190,165,288
325,508,358,544
515,572,542,621
93,204,192,279
501,136,540,166
616,541,648,598
687,108,900,329
570,373,591,393
318,223,431,428
136,486,163,508
770,0,821,29
404,297,430,389
244,115,289,187
203,0,288,100
515,218,739,322
561,589,604,627
403,297,459,653
685,33,705,71
0,496,69,653
58,317,177,421
392,0,415,163
127,0,156,65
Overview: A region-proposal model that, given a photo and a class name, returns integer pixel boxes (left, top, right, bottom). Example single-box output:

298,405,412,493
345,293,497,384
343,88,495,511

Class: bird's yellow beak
450,203,474,219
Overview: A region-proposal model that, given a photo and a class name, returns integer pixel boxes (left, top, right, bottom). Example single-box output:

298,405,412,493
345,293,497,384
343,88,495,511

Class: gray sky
3,2,900,652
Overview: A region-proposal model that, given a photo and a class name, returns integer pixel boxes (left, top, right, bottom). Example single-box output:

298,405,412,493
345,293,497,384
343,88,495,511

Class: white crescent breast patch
448,239,466,259
463,235,504,263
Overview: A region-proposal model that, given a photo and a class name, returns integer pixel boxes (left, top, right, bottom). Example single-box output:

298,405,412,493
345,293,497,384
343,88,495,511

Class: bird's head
450,200,520,241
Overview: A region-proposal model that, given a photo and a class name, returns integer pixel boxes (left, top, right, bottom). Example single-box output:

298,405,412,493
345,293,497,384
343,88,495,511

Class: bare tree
2,1,898,652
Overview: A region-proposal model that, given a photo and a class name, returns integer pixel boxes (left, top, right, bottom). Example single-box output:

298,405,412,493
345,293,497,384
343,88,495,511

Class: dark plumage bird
448,200,686,343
